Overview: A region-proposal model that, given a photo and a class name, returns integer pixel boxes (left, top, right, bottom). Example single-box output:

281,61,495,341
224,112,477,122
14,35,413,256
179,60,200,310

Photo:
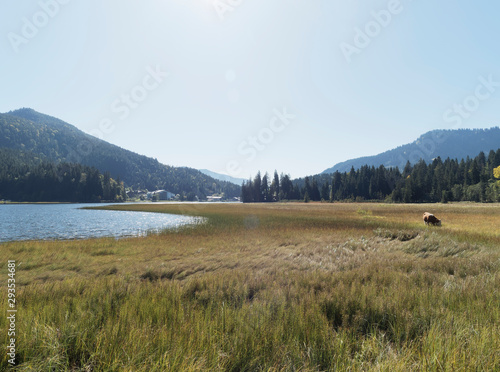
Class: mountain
199,169,246,186
322,127,500,174
0,108,240,198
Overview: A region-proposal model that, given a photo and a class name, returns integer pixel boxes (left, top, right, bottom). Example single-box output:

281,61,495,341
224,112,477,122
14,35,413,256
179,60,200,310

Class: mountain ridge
322,127,500,174
198,169,246,186
0,108,240,198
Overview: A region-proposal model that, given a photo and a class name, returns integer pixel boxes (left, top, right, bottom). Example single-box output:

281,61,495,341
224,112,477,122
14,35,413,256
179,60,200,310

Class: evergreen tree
261,173,270,202
321,181,330,201
253,172,262,202
310,178,321,201
280,173,293,200
270,170,280,201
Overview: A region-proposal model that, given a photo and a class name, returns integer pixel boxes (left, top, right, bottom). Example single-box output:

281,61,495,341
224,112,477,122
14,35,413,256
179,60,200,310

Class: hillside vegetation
323,127,500,174
0,109,240,198
1,203,499,371
0,148,126,202
244,149,500,203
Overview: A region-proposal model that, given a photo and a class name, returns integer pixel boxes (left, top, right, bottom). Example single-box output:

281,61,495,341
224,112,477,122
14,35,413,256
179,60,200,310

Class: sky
1,1,500,180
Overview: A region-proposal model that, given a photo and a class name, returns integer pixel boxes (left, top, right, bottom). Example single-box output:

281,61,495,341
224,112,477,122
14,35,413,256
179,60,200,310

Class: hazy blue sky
1,1,499,179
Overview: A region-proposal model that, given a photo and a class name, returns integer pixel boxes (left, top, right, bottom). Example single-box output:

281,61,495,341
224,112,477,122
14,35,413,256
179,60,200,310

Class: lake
0,203,204,242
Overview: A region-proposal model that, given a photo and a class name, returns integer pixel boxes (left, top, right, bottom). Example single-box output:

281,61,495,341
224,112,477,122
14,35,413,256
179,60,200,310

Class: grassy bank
1,203,499,371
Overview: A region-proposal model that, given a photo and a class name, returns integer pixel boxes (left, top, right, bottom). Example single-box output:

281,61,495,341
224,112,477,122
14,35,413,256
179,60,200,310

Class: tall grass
1,202,499,370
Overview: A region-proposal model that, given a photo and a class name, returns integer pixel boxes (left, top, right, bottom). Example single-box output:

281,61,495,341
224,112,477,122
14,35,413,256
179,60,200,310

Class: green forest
0,148,126,203
0,109,240,199
241,149,500,203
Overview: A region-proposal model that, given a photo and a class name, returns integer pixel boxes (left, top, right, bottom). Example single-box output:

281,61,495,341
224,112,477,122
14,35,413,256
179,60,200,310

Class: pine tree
321,181,330,201
261,173,270,202
253,172,262,202
280,173,293,200
311,179,321,201
270,170,280,201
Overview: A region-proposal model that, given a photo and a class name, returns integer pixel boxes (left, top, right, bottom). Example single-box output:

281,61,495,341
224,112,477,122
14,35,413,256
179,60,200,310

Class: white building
147,190,176,200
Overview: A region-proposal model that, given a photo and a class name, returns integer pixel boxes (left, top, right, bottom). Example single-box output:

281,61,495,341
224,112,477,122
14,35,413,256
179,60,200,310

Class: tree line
241,149,500,203
0,148,126,203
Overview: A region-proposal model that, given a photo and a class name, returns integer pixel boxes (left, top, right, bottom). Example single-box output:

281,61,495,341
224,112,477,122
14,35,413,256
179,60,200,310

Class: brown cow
423,212,441,226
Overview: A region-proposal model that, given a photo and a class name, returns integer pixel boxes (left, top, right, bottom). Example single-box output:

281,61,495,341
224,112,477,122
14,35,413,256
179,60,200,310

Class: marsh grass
1,202,499,371
373,228,419,242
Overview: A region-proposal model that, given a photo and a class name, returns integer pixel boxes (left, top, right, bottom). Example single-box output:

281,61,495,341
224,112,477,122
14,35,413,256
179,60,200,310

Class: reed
1,202,499,371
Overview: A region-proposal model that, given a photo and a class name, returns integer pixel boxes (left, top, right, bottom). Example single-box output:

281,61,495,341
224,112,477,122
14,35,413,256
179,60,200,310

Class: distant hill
199,169,246,186
322,127,500,174
0,108,240,198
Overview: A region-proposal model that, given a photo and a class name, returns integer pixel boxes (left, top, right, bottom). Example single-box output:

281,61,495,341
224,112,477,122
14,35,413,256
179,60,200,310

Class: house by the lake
206,195,223,202
147,190,176,201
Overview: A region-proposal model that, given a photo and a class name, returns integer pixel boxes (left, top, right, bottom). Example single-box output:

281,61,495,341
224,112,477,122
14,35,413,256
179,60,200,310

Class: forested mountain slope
323,128,500,174
0,108,240,198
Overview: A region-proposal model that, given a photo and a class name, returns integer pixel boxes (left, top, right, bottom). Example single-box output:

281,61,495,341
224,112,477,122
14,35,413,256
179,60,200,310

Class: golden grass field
1,202,499,371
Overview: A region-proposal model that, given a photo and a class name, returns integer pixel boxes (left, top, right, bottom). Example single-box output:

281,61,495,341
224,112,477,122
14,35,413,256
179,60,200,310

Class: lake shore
0,203,203,242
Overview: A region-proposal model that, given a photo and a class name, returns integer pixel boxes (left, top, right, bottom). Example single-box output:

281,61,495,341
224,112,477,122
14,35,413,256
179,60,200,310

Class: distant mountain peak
322,127,500,174
199,169,246,186
7,108,74,130
9,107,47,118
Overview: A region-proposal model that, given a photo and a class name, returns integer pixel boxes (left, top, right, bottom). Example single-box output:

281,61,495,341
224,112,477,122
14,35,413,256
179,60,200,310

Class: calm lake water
0,203,204,242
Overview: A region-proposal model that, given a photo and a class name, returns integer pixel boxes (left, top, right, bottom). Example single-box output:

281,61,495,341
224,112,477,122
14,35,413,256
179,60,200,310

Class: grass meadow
1,202,499,371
